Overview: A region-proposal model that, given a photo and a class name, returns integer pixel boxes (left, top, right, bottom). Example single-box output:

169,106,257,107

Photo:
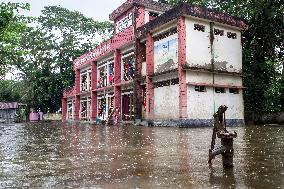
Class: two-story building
62,0,247,126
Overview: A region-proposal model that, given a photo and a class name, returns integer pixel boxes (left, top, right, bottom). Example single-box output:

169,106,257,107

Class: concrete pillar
75,69,80,94
74,69,80,120
134,40,143,120
136,6,145,28
145,33,154,120
114,49,122,120
178,16,187,118
90,62,98,121
74,95,80,120
62,98,67,121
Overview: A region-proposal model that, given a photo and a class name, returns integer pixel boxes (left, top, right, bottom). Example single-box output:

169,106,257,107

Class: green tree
38,6,113,89
8,6,113,112
0,80,24,102
0,2,30,79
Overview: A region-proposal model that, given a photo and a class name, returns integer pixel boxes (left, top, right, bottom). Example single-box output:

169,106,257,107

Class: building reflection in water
0,123,283,188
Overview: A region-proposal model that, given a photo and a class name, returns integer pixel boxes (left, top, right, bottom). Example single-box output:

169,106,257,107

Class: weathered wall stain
155,59,176,73
184,62,242,73
214,61,229,71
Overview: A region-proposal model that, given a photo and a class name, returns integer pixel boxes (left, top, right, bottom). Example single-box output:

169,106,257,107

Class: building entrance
121,93,134,121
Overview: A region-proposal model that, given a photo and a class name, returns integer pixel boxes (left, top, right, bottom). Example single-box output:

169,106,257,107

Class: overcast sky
1,0,126,21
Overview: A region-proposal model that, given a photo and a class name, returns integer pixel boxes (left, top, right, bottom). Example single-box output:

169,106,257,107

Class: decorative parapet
63,87,76,98
73,28,133,70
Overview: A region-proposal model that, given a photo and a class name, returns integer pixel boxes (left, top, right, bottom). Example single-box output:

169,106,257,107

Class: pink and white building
62,0,247,126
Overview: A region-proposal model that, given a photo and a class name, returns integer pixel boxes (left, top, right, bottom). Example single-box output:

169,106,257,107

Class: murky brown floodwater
0,122,283,189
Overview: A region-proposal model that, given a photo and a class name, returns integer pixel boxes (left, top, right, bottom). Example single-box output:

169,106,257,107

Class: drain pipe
210,22,216,114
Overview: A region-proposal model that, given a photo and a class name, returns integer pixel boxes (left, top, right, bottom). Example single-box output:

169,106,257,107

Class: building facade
62,0,247,126
0,102,25,123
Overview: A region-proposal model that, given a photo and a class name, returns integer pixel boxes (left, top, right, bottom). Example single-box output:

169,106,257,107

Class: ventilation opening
215,87,226,93
194,24,205,32
229,88,239,94
149,12,159,21
227,32,237,39
214,28,224,36
195,86,206,92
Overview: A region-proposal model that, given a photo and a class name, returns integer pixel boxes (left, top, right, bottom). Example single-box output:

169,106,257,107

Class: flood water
0,122,283,189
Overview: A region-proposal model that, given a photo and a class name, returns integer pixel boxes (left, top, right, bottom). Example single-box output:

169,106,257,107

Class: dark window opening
80,99,89,120
171,78,179,85
214,28,224,36
154,28,177,41
140,43,146,62
215,87,226,93
122,54,135,81
108,63,114,86
153,78,179,88
229,88,239,94
227,32,237,39
195,86,206,92
149,12,159,21
107,96,114,115
122,93,134,121
154,80,170,88
98,98,106,119
88,72,91,89
81,74,88,92
98,66,107,88
194,24,205,32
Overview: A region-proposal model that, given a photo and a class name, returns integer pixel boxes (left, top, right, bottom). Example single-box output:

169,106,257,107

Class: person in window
124,62,129,81
81,104,86,119
98,76,103,88
128,60,135,79
109,73,114,85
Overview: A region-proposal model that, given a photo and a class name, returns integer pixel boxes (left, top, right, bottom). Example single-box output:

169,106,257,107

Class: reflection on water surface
0,122,283,188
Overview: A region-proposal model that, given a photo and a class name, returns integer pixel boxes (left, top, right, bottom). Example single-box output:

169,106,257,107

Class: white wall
186,70,244,119
154,84,179,119
187,86,244,120
185,18,211,68
214,74,243,86
186,71,242,86
186,71,213,84
181,17,245,121
214,89,244,119
187,86,214,119
185,18,242,73
213,25,242,73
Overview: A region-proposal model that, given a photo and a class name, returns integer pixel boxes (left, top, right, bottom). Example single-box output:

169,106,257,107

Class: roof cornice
137,2,248,38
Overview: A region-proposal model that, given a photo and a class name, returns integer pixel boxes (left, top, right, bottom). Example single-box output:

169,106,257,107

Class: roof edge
137,2,248,37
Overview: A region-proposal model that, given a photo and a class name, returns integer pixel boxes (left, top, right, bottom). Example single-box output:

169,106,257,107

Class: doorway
121,93,134,121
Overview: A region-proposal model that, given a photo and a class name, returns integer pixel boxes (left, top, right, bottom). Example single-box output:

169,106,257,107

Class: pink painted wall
90,62,98,121
114,49,122,120
178,16,188,118
145,33,154,119
62,98,67,120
